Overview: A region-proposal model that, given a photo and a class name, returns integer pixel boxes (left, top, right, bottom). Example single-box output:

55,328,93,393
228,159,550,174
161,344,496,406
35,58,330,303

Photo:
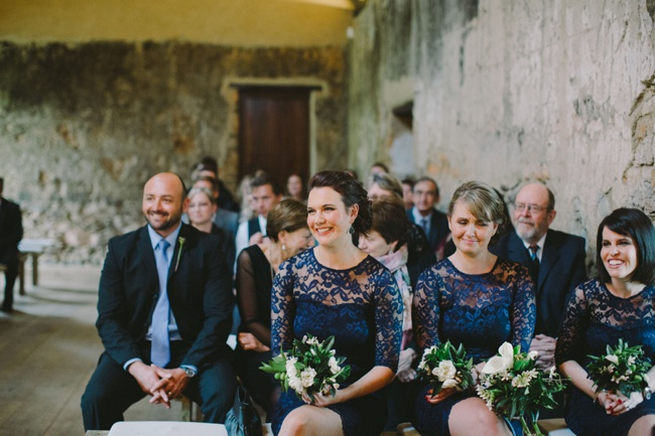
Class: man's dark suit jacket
96,223,233,369
0,197,23,261
406,207,450,254
490,229,586,337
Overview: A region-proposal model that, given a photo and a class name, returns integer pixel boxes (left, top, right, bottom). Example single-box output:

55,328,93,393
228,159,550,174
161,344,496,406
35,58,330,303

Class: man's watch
182,367,197,378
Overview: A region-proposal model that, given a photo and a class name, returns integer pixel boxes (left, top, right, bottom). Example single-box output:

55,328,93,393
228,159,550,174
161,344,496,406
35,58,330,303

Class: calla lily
482,342,515,375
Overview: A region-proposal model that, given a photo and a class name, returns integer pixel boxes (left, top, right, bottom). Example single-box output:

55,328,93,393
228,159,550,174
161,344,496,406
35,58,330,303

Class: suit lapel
538,230,560,290
507,231,531,265
168,223,191,282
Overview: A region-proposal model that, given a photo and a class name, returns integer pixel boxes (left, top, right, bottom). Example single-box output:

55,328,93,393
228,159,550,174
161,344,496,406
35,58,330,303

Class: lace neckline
444,256,500,277
601,281,650,301
309,247,370,272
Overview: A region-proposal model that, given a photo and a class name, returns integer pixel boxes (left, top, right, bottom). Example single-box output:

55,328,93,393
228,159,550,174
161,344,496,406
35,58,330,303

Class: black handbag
225,384,263,436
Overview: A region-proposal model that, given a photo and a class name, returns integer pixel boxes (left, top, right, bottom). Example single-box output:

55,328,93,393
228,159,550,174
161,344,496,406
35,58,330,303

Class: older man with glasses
490,182,587,371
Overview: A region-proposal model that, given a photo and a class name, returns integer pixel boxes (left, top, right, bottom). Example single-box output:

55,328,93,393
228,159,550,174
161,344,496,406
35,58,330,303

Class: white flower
303,335,319,345
482,342,514,375
328,356,341,375
628,356,636,365
300,367,317,388
442,378,459,389
605,354,619,365
286,357,298,378
528,350,539,360
288,374,304,393
548,366,557,378
511,369,538,388
433,360,457,382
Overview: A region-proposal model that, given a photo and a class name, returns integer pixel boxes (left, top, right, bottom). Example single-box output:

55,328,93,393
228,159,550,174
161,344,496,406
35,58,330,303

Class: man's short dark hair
250,172,281,196
414,176,439,198
371,162,389,173
193,175,220,195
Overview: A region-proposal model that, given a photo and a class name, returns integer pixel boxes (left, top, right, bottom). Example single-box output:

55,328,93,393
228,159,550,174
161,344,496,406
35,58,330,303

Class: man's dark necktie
528,244,540,284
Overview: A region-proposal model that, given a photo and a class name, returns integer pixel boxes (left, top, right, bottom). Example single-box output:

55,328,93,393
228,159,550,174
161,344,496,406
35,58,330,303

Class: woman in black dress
235,198,314,416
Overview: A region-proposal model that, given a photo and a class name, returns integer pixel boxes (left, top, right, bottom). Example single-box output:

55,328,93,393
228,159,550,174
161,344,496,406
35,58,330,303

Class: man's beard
145,210,181,231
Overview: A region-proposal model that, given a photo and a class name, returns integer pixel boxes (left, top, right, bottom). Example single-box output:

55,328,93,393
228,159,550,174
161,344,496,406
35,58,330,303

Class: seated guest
0,177,23,313
185,187,235,272
556,208,655,436
490,182,586,369
367,172,404,201
369,162,389,175
234,172,282,257
358,197,423,431
235,199,314,417
81,173,236,430
412,181,535,436
365,172,436,288
407,176,450,260
191,156,239,212
190,176,239,263
286,173,305,202
401,177,415,211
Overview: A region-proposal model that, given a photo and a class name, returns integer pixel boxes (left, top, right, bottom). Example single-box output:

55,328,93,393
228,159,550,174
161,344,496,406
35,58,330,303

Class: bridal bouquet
417,341,474,397
476,342,567,436
586,339,652,397
260,334,350,401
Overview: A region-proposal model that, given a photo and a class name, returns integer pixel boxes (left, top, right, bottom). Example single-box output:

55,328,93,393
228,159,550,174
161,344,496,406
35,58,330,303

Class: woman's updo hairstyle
308,170,372,240
448,181,507,245
266,198,308,242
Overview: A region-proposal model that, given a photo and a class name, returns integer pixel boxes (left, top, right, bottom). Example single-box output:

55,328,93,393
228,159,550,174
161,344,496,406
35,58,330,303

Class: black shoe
1,305,12,313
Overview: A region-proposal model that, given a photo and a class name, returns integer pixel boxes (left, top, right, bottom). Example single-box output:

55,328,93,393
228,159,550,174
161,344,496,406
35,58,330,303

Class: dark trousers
1,255,18,310
81,347,237,431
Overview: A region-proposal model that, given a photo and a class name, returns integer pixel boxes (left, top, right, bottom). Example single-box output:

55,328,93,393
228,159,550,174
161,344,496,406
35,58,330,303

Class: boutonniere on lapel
174,237,186,272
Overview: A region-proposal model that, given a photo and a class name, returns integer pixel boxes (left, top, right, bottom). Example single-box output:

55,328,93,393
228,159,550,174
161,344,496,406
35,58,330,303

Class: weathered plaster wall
0,42,346,264
349,0,655,265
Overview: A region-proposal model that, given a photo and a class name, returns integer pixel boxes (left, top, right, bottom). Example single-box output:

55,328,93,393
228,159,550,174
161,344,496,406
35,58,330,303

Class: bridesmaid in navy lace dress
412,181,536,436
556,208,655,436
270,170,403,436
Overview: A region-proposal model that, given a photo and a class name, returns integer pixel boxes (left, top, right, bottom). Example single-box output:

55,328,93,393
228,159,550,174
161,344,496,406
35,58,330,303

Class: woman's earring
281,244,287,255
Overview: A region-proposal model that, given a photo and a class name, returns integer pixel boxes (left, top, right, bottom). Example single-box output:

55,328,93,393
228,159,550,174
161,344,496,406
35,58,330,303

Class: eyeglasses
514,203,550,213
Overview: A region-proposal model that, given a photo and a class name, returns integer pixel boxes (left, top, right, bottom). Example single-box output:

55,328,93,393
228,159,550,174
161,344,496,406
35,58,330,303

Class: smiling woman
411,181,535,436
270,170,403,436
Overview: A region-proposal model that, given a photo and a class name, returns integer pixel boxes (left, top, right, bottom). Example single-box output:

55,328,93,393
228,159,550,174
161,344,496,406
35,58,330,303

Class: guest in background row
401,177,415,211
407,176,450,260
191,156,239,213
286,173,305,202
359,197,423,431
235,199,314,418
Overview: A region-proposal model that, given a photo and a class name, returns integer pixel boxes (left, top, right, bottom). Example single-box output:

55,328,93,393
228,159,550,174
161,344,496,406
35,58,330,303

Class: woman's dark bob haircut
596,207,655,285
308,170,372,240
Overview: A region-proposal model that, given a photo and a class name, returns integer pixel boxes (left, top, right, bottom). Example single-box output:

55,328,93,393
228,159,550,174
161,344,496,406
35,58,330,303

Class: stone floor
0,265,187,436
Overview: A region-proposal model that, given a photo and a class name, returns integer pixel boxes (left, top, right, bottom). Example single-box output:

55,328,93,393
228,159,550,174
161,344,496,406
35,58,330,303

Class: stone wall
0,42,346,264
348,0,655,268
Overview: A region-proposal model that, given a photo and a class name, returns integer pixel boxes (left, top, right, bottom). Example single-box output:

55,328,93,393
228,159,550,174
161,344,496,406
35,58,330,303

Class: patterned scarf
377,244,413,349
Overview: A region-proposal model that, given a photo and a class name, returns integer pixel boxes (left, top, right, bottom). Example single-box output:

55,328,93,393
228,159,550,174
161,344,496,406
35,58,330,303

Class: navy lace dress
269,249,403,436
556,279,655,436
412,258,536,436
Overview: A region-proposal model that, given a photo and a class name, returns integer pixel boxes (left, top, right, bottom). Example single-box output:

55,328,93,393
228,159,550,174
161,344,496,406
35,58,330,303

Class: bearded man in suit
491,182,586,369
81,172,236,430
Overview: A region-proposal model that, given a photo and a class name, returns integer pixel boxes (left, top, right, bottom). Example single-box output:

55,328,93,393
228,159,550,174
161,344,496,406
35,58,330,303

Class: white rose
434,360,457,382
605,354,619,365
482,342,514,375
328,356,340,375
442,378,459,389
288,375,304,393
528,350,539,360
300,367,317,388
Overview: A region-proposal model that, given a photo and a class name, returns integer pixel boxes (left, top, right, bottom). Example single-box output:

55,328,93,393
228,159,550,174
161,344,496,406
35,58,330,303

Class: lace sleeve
271,258,296,355
236,249,271,346
373,269,404,370
412,267,441,351
555,282,589,365
511,265,536,352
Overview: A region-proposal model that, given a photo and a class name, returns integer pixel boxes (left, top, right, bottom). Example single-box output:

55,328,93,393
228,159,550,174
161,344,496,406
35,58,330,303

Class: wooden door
238,86,316,191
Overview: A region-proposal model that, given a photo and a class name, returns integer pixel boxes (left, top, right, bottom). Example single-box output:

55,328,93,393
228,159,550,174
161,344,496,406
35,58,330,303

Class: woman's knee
628,413,655,436
449,398,502,435
280,407,313,435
